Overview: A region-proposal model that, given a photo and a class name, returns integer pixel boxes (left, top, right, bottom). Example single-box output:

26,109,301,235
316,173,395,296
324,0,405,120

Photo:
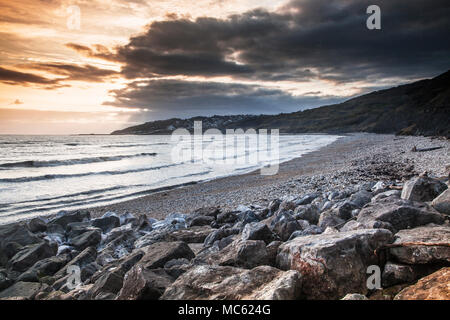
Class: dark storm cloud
106,79,341,119
101,0,450,116
0,66,61,88
19,63,119,82
0,62,119,88
112,0,450,82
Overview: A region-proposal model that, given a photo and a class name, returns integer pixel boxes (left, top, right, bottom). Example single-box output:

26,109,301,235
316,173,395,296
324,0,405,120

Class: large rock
382,262,423,287
293,204,320,224
0,222,41,250
241,222,278,244
27,218,47,233
432,189,450,215
276,228,393,299
269,211,302,241
117,265,174,300
166,226,214,243
53,246,97,280
401,176,447,202
18,254,71,282
67,223,100,239
0,281,47,300
0,271,13,291
70,229,102,251
203,226,240,247
139,241,195,269
9,241,57,272
214,239,269,269
92,215,120,233
357,197,445,232
161,265,302,300
394,267,450,300
88,269,124,299
318,210,345,229
350,190,372,208
389,225,450,264
187,215,214,227
49,210,90,229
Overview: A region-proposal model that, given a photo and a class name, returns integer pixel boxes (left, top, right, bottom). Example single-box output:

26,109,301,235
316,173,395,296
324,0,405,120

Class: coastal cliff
112,70,450,138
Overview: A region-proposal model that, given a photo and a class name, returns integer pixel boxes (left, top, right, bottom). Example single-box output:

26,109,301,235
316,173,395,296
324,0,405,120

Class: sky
0,0,449,134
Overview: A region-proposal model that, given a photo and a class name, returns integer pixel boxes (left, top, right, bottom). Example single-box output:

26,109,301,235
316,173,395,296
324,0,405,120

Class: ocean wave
0,162,185,183
0,152,157,168
101,142,168,148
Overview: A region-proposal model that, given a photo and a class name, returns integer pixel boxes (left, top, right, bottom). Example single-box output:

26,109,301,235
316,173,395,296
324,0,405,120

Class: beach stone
167,226,214,243
394,267,450,300
336,201,359,220
276,228,393,299
9,241,57,272
401,176,447,202
238,210,260,225
341,293,368,300
216,239,269,269
0,281,47,300
140,241,195,269
357,197,445,232
18,254,71,282
133,228,173,249
371,181,388,195
0,272,13,291
103,224,134,244
203,226,240,247
192,206,221,218
99,229,137,262
318,210,345,230
130,213,152,232
389,225,450,264
241,222,278,244
92,215,120,233
432,188,450,215
69,229,102,251
266,241,283,266
3,242,23,260
216,211,239,224
187,215,214,227
381,262,426,287
268,199,281,213
49,210,90,229
270,211,302,241
372,190,401,202
53,246,97,280
161,265,302,300
117,265,174,300
293,204,320,224
340,220,365,232
349,190,372,208
45,223,66,244
87,269,124,299
295,193,320,206
288,225,323,240
278,200,296,212
67,224,100,239
27,218,47,233
0,222,41,249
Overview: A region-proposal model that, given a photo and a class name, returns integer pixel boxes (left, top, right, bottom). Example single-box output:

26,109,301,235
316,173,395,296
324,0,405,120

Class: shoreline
88,132,449,220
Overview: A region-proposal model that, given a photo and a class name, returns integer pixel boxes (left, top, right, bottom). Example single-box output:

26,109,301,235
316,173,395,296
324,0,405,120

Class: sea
0,134,340,224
